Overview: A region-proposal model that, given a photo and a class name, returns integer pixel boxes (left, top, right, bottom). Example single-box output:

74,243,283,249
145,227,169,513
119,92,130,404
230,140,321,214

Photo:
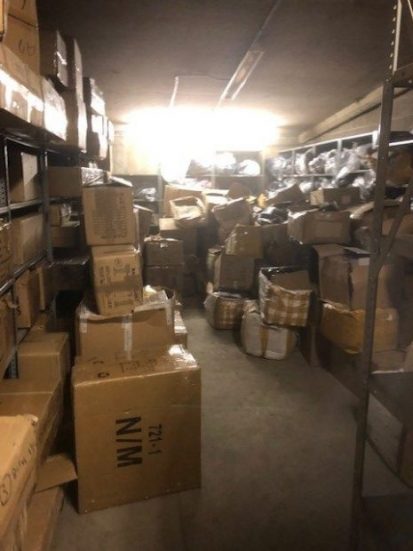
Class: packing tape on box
122,314,133,358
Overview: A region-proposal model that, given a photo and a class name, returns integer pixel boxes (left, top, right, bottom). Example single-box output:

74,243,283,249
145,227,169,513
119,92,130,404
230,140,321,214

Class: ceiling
38,0,394,134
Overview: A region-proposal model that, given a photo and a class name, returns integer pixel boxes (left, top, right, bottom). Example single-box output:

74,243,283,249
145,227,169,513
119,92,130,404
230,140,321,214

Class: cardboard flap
36,453,77,492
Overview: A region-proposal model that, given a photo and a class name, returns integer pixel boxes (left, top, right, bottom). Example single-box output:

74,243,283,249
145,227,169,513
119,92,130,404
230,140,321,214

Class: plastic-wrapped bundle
266,156,292,179
295,149,314,175
336,148,362,184
215,152,237,175
204,290,246,330
237,159,261,176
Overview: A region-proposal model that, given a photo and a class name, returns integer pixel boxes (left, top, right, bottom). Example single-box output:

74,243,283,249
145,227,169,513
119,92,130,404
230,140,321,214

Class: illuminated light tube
220,48,264,102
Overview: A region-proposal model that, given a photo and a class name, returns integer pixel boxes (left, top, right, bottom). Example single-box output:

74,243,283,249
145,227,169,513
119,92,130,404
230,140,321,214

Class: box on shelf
65,35,83,96
288,209,351,245
61,90,87,151
92,245,143,317
83,77,105,116
24,487,64,551
144,265,184,296
9,151,40,203
0,44,28,123
0,292,15,377
83,182,135,246
144,237,184,267
76,290,175,360
73,345,201,513
310,187,361,208
49,203,72,227
159,217,197,255
170,195,206,228
4,15,40,73
259,268,313,327
9,0,38,26
225,224,263,258
16,269,40,329
35,261,54,311
0,220,12,285
214,252,255,292
204,289,246,330
40,29,69,89
174,310,188,347
47,166,105,198
320,302,399,354
11,213,44,267
42,78,67,140
241,301,297,360
50,222,81,249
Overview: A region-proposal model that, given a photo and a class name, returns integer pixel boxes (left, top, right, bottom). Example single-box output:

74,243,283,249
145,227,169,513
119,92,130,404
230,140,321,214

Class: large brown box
288,209,351,245
83,77,105,116
225,225,263,258
310,187,361,208
53,255,89,292
0,292,15,378
91,245,143,317
170,195,206,228
61,90,87,151
144,237,184,267
213,198,252,232
73,345,201,513
40,30,69,88
4,15,40,73
0,220,12,285
163,184,204,217
135,205,152,250
16,269,41,329
23,487,64,551
9,151,40,203
213,253,255,292
50,223,81,249
9,0,38,26
35,261,54,311
159,217,197,255
144,265,184,296
65,36,83,96
11,213,44,266
76,292,175,360
258,184,305,207
174,310,188,347
83,183,135,246
42,77,68,140
47,167,106,198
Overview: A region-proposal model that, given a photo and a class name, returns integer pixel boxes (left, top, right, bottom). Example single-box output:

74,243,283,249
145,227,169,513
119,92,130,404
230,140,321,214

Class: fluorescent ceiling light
220,49,264,102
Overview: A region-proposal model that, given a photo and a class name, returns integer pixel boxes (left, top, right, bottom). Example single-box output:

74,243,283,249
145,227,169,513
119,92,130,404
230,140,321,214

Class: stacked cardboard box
5,0,40,74
144,236,184,297
83,77,108,160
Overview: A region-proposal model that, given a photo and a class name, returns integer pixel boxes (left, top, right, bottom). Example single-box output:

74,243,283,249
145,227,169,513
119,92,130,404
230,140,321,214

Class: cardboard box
144,237,184,267
65,36,83,95
159,217,197,255
49,203,72,227
170,195,206,228
23,487,64,551
9,151,40,203
241,300,297,359
202,190,229,213
11,213,44,266
40,30,68,88
225,225,263,258
47,167,105,198
259,184,305,207
144,265,184,296
204,290,246,330
163,184,204,217
42,78,67,140
0,416,37,544
288,209,351,245
174,310,188,347
53,255,89,292
135,205,152,249
214,253,255,292
259,268,313,327
76,290,175,360
0,220,12,285
16,269,41,329
260,223,289,247
36,453,77,492
0,43,28,122
9,0,38,26
310,187,361,208
18,332,70,384
73,345,201,513
83,77,105,116
50,223,80,249
320,303,399,354
61,90,87,150
213,197,252,232
0,292,15,378
83,183,135,246
92,245,143,317
313,245,396,310
34,261,54,311
4,16,40,73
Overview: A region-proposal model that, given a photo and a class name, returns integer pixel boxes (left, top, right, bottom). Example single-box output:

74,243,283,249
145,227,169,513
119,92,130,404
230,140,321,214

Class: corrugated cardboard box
204,290,246,330
17,332,70,384
34,261,54,311
174,310,188,347
0,292,15,378
144,265,184,296
11,213,44,266
42,78,68,140
40,30,68,88
83,182,135,246
53,255,89,292
259,184,305,207
61,90,87,151
0,220,12,285
213,197,252,232
4,15,40,73
47,167,105,198
9,0,38,26
76,290,175,360
135,205,152,250
320,302,399,354
65,36,83,96
163,184,204,217
202,190,229,213
16,269,41,329
0,416,37,545
9,151,40,203
50,223,81,249
288,209,350,245
225,225,263,258
23,487,64,551
144,237,184,267
214,253,255,292
72,345,201,513
260,223,289,247
36,453,77,492
159,217,197,255
310,187,361,208
83,77,106,116
170,195,206,228
49,204,72,227
92,245,143,317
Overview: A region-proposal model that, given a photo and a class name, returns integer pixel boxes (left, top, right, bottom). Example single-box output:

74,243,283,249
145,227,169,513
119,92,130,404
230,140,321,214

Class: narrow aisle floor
52,304,361,551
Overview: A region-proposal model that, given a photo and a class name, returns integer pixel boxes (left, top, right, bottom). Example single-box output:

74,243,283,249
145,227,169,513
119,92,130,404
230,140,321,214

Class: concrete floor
51,304,399,551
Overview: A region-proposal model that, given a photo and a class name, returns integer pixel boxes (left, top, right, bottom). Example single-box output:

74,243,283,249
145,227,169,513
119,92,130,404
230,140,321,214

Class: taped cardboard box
83,77,105,116
241,301,297,360
50,222,81,249
214,253,255,292
225,224,263,258
0,292,15,378
204,290,246,330
61,90,87,151
76,289,175,360
144,265,184,297
4,15,40,73
174,310,188,347
159,217,197,255
0,416,37,546
9,151,40,203
11,212,44,266
213,197,252,232
259,268,313,327
170,195,206,229
83,182,135,246
23,487,64,551
144,237,184,267
320,302,399,354
92,245,143,317
310,187,361,208
163,184,204,217
16,269,41,329
40,30,69,89
72,345,201,513
47,166,105,198
313,245,396,310
288,209,351,245
0,220,12,285
65,36,83,96
9,0,38,26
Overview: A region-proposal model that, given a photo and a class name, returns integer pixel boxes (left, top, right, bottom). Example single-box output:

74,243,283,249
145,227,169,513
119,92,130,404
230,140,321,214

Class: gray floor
51,304,398,551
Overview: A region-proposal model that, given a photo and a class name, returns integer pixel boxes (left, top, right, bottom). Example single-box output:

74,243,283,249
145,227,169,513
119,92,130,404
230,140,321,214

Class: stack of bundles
212,197,252,244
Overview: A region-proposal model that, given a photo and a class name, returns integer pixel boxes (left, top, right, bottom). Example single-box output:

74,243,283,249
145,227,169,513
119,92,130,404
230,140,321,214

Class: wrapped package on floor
259,268,313,327
241,301,297,360
144,237,184,266
204,290,246,330
320,303,399,354
225,224,263,258
288,209,350,245
72,345,201,513
170,195,206,228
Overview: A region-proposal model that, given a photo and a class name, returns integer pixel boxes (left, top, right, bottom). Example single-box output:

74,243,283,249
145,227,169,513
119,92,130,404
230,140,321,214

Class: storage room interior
2,1,413,550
